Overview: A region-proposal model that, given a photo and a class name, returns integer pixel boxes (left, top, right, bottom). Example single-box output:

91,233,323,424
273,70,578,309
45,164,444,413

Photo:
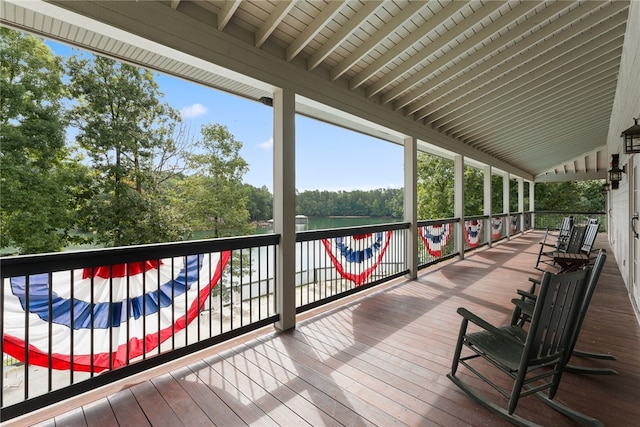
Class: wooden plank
52,407,86,427
169,365,246,427
128,380,182,427
107,389,150,427
187,357,278,426
81,398,118,427
149,374,215,426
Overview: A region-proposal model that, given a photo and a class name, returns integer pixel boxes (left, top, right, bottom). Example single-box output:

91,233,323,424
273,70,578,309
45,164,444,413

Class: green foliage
491,174,504,213
535,181,605,212
244,184,273,221
180,124,254,238
417,153,454,219
0,28,83,253
464,165,484,216
296,188,403,218
66,54,186,246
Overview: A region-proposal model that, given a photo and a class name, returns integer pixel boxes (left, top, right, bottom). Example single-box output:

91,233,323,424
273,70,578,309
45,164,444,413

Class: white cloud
180,103,208,119
259,137,273,151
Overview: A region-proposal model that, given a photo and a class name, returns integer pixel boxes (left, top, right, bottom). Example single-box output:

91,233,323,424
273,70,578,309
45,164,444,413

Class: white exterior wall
607,1,640,316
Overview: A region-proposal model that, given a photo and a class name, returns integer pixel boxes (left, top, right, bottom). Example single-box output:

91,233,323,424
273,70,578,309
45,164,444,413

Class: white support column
455,155,465,259
273,88,296,331
404,136,417,279
529,181,535,229
484,165,492,247
518,177,524,233
503,173,510,239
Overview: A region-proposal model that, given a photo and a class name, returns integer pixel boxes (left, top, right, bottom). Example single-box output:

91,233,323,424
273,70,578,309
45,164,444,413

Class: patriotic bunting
419,224,452,257
510,216,519,233
322,231,392,286
491,217,503,239
464,219,483,247
3,251,230,372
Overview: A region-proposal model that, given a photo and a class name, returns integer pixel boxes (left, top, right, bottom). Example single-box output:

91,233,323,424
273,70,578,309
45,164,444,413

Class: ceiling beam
377,0,515,104
285,1,343,61
406,1,626,119
329,1,425,81
349,0,467,90
255,1,296,48
307,1,381,71
452,60,620,141
384,1,562,108
218,0,241,31
416,22,626,124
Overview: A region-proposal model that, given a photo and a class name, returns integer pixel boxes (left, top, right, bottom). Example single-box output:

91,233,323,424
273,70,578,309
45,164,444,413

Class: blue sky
48,40,404,192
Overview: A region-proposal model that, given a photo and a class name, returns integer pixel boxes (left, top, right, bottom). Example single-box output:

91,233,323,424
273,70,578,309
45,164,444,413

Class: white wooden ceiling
2,0,631,181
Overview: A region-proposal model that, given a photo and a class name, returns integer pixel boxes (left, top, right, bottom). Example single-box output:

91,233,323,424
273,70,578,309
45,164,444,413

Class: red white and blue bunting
419,223,452,257
510,216,519,233
491,217,503,239
464,219,483,247
322,231,392,286
3,252,230,372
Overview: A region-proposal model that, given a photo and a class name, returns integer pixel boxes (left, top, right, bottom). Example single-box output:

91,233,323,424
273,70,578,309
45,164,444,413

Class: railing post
455,155,465,259
503,173,510,239
484,165,492,247
404,136,417,279
518,177,524,233
529,181,535,229
273,88,296,331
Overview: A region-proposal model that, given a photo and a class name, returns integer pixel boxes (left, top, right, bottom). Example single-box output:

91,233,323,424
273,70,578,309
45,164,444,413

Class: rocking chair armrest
525,277,541,294
456,307,502,335
516,289,536,300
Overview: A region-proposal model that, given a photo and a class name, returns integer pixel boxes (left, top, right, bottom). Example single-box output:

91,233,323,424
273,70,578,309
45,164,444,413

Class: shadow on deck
11,232,640,426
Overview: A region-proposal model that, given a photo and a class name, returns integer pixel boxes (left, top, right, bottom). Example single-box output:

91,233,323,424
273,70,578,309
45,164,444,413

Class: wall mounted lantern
621,118,640,153
608,153,625,189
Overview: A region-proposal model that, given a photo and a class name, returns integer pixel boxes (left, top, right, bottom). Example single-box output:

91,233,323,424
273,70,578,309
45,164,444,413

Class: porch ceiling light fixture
259,96,273,107
608,153,625,187
621,118,640,153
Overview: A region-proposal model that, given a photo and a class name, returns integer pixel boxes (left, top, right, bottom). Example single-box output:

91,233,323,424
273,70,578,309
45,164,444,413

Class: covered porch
12,231,639,427
1,1,640,425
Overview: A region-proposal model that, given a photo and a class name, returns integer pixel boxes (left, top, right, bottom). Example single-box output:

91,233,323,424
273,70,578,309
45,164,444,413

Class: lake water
255,216,402,234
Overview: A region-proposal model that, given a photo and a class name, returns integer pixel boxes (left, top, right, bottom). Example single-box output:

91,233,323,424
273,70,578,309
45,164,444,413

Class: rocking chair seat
457,310,527,371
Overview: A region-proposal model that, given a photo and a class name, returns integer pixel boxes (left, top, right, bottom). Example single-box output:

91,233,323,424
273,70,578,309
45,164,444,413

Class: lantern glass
608,166,624,182
624,133,640,153
622,119,640,153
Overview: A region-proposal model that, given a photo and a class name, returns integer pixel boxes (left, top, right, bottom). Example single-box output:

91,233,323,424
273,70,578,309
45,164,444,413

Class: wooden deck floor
13,232,640,426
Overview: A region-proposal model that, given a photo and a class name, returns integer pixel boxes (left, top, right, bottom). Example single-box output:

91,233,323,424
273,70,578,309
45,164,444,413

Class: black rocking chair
448,268,603,426
511,249,617,376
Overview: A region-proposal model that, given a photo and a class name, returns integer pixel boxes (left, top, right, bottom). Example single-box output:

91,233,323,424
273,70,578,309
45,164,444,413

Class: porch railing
0,213,548,421
295,222,410,312
533,211,606,231
1,234,279,421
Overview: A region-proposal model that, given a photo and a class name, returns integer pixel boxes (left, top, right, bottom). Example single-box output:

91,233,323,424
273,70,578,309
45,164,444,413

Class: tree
0,28,83,254
244,184,273,221
535,181,605,212
181,124,253,237
66,54,187,246
491,174,504,214
417,153,454,219
464,165,484,216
